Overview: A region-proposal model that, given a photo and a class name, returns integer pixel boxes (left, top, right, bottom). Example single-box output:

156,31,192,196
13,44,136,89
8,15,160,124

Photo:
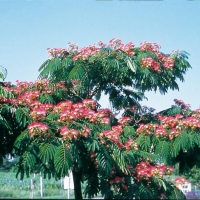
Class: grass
0,158,104,199
0,171,75,199
0,158,76,198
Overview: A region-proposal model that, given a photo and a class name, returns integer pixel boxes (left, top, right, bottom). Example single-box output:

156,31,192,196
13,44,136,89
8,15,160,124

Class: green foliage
96,144,113,178
0,155,3,166
164,181,186,200
136,134,151,152
15,107,32,128
39,143,58,163
0,86,14,98
155,140,169,162
54,144,72,178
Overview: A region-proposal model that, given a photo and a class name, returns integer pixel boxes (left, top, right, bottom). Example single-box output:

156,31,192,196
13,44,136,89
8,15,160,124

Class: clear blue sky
0,0,200,112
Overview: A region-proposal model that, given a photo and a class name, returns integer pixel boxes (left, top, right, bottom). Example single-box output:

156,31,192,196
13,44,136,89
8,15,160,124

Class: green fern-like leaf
38,59,51,73
180,131,190,151
88,139,100,152
96,145,113,178
171,136,181,157
110,143,128,174
38,59,53,79
0,86,14,98
39,143,58,163
136,134,151,151
54,143,73,178
192,132,200,147
15,107,32,128
138,183,154,199
155,140,169,161
123,126,136,137
165,181,186,199
38,93,55,104
0,114,12,129
13,130,30,149
133,149,158,162
68,64,85,80
21,151,36,169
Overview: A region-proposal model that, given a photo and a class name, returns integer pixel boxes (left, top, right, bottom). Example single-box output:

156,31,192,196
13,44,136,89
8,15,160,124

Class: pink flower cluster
27,122,48,137
174,99,191,109
45,39,178,73
52,99,110,125
47,38,135,61
135,161,173,181
101,125,138,150
0,79,67,107
172,177,189,185
59,124,91,141
180,116,200,129
136,101,200,140
30,103,53,120
139,42,175,71
60,126,79,140
118,116,131,125
108,176,128,191
47,48,67,59
140,42,161,52
140,57,161,72
108,38,135,56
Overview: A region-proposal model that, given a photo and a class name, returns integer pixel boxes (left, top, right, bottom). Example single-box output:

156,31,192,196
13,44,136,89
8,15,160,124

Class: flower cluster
136,123,157,136
47,48,67,59
102,125,123,142
27,122,48,137
140,57,161,72
0,79,67,107
139,42,175,70
135,161,173,182
174,99,191,109
60,124,91,140
30,103,53,120
124,138,138,150
47,38,135,61
118,116,131,125
180,117,200,129
45,39,179,74
136,101,200,140
108,176,128,191
60,126,79,140
53,99,110,125
101,125,138,150
172,177,189,185
140,42,161,52
158,53,174,69
191,108,200,119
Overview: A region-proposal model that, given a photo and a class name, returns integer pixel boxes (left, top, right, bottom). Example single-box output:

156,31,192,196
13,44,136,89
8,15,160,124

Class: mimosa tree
0,39,193,199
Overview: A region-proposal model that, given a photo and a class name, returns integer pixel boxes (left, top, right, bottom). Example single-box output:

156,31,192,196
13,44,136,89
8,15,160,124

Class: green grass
0,171,75,199
0,171,103,199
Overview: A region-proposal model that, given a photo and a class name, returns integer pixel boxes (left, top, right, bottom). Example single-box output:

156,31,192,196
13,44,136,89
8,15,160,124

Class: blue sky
0,0,200,112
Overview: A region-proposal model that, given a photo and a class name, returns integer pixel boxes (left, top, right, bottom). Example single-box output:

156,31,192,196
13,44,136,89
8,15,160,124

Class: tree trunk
72,169,82,200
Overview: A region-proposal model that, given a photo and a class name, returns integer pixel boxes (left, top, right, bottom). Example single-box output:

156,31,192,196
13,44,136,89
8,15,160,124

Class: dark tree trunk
72,169,82,200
